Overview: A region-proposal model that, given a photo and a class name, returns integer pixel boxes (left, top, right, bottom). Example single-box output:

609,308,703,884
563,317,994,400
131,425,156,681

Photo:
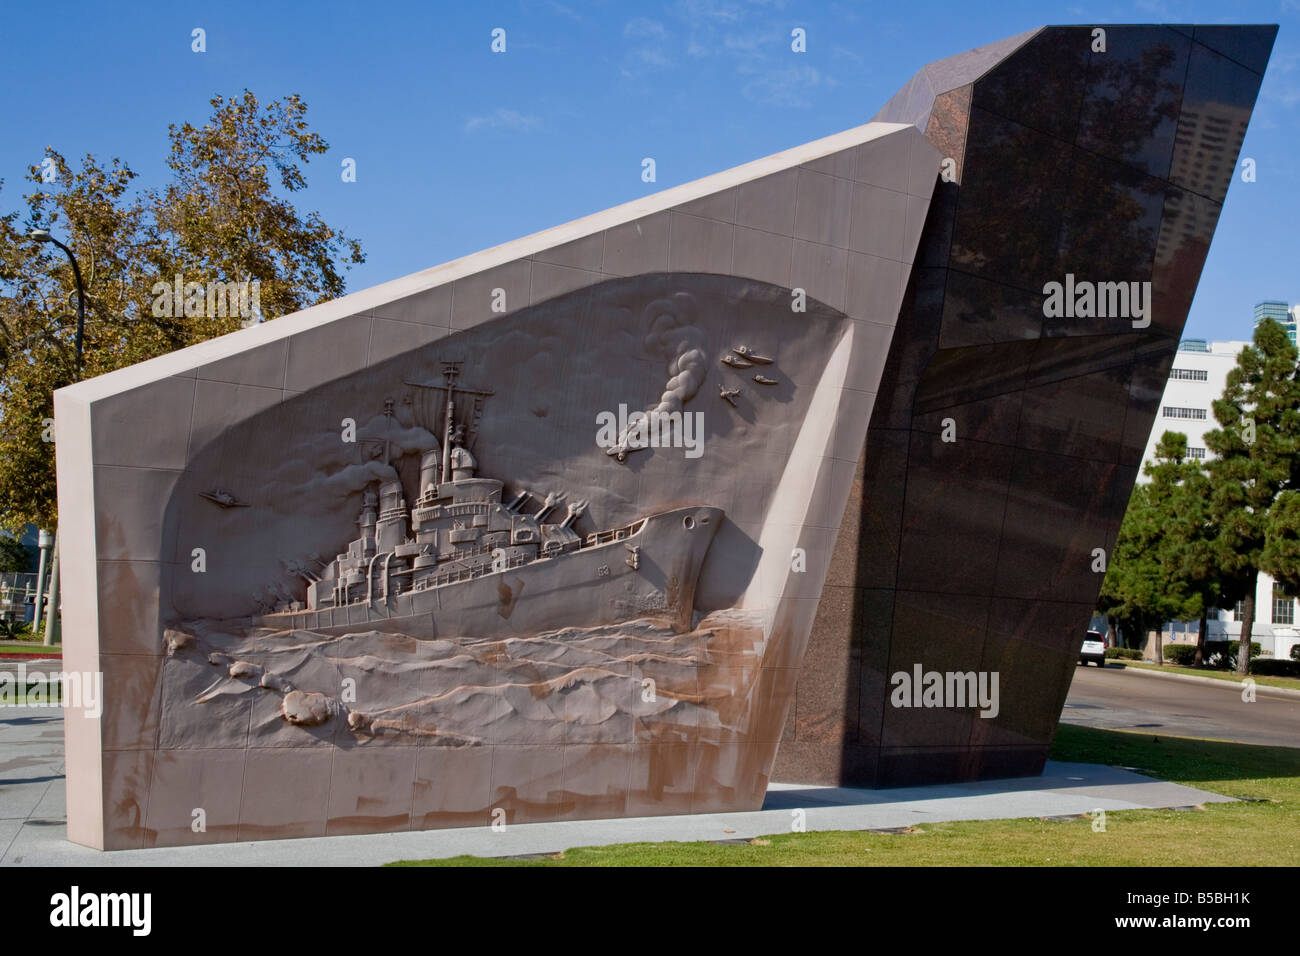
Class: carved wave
159,609,768,749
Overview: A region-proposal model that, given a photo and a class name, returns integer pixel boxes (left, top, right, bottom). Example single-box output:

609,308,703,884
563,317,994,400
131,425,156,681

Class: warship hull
255,506,723,640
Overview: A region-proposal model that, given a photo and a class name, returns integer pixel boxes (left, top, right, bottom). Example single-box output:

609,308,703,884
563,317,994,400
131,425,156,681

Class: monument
54,24,1275,848
773,22,1277,787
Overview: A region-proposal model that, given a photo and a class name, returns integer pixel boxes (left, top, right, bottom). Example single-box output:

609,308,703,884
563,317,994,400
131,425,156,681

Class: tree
151,91,364,324
0,533,32,573
1095,483,1139,647
1142,431,1214,664
1098,482,1180,652
1099,431,1223,660
1203,318,1300,674
1145,431,1230,666
1262,490,1300,596
0,91,364,533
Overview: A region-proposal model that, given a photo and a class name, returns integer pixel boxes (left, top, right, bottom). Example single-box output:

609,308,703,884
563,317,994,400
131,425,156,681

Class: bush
1291,645,1300,663
1250,659,1300,678
1106,647,1142,660
1163,644,1199,666
1204,640,1261,669
0,619,32,641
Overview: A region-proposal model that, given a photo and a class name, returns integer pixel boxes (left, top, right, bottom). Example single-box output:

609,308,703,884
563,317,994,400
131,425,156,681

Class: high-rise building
1140,330,1299,661
1254,300,1297,345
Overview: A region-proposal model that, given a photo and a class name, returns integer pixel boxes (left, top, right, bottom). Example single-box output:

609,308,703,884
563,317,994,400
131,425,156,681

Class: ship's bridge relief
255,357,726,638
164,275,858,631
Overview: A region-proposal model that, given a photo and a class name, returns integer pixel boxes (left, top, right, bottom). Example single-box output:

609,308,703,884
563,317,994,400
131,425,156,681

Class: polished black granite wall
774,24,1276,786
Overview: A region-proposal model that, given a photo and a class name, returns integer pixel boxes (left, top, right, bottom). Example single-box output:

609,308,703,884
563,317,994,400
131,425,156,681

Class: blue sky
2,0,1297,344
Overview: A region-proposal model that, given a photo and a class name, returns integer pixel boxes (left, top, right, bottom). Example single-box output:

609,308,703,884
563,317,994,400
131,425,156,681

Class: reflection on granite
776,23,1276,788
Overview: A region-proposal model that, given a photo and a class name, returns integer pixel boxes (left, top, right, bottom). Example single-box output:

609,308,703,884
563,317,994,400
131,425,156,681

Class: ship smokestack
359,488,378,557
379,480,403,514
375,480,408,552
419,449,440,497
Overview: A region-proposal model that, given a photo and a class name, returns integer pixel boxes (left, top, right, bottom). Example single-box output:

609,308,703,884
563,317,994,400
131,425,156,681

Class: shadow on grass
1051,722,1300,797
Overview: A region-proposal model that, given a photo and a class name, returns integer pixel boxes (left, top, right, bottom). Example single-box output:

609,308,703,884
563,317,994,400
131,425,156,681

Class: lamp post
32,529,53,632
29,228,86,375
42,535,60,646
29,228,87,647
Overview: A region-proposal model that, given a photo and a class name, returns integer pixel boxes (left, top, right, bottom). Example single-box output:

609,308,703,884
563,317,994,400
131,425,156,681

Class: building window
1187,446,1206,459
1170,368,1209,381
1163,406,1208,420
1273,582,1294,626
1234,600,1245,622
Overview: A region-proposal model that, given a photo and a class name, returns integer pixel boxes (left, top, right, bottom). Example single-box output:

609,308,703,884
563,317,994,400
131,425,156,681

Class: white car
1079,631,1107,667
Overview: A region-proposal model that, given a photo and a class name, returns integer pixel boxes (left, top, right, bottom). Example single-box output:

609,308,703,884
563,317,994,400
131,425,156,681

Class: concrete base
2,708,1232,866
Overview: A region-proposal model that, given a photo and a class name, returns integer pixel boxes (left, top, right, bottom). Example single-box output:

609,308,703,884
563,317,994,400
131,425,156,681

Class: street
1063,664,1300,749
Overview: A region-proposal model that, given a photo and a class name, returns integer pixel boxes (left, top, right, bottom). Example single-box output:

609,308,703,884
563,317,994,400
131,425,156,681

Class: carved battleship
255,362,723,640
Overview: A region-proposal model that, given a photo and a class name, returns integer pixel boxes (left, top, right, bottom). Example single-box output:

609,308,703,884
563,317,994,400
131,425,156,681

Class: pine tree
1262,490,1300,595
1203,318,1300,674
1098,481,1185,653
1099,433,1224,662
1146,431,1225,665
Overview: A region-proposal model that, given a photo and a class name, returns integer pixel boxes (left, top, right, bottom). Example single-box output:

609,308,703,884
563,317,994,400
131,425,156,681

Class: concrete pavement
2,706,1233,866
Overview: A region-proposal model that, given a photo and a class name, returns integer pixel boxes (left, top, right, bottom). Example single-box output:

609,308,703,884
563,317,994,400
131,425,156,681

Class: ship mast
440,361,461,484
382,397,393,466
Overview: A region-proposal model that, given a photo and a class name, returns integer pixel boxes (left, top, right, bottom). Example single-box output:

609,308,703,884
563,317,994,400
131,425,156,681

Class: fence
0,572,38,626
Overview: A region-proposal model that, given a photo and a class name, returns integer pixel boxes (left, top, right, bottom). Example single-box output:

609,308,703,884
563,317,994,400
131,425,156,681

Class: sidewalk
2,707,1233,867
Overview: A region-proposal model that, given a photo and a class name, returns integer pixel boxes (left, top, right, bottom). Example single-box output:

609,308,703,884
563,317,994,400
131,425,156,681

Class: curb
1107,663,1300,700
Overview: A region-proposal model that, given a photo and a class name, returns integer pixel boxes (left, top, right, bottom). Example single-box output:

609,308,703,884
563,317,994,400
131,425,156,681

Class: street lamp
29,228,87,376
28,228,87,648
32,529,53,633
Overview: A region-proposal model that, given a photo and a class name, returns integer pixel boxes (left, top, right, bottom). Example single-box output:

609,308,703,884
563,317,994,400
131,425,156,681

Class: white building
1140,307,1300,661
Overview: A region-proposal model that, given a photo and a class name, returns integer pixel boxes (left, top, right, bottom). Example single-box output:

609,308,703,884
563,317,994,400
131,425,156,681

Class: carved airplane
719,384,742,406
605,439,649,463
199,489,249,508
732,345,774,364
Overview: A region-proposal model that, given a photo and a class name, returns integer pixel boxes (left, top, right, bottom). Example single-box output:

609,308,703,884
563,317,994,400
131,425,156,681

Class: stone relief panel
113,273,882,844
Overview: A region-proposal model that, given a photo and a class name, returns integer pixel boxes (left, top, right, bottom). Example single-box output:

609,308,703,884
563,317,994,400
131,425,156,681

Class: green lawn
0,641,60,655
387,725,1300,867
1119,660,1300,691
